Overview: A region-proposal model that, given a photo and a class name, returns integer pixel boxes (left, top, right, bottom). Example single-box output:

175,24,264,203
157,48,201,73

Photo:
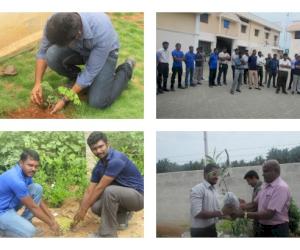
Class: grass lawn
0,13,144,119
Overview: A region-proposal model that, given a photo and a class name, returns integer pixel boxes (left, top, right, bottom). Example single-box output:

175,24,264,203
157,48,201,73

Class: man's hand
230,209,244,220
31,84,43,105
71,209,87,229
50,221,61,236
50,99,66,114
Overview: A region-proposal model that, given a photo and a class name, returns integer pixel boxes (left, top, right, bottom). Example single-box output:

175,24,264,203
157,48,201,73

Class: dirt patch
121,13,144,29
32,199,144,238
7,104,66,119
2,82,23,92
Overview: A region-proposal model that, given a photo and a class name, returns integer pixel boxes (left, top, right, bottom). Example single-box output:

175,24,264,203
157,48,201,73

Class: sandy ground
32,199,144,238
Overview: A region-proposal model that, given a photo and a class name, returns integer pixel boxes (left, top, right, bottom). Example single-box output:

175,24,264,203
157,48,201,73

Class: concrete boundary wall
157,163,300,226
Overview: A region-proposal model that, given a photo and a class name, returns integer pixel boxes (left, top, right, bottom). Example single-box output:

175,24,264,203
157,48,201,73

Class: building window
200,14,209,23
265,32,269,39
224,19,230,29
255,29,260,37
274,35,278,41
241,25,247,33
295,31,300,39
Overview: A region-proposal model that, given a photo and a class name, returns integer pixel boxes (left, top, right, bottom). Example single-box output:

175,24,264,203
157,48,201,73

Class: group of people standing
156,41,206,94
156,41,300,96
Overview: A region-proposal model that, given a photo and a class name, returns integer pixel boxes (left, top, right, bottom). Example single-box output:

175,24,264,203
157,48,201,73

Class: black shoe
292,91,295,95
178,85,185,89
171,87,175,91
223,82,227,85
276,90,279,94
158,88,164,94
236,89,241,93
297,92,300,94
255,87,261,90
197,82,202,85
191,83,196,87
230,90,234,95
163,88,169,92
283,91,288,94
249,87,252,89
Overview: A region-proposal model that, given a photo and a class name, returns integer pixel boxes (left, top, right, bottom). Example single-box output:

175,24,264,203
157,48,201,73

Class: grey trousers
46,45,132,109
231,69,244,92
91,185,144,237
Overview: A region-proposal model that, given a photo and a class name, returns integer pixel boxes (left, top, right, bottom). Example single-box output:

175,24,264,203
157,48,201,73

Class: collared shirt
265,57,272,70
252,180,262,202
195,52,205,67
248,55,258,70
257,56,265,67
184,52,195,69
233,56,245,70
294,60,300,75
190,180,221,228
209,53,218,69
231,52,238,64
242,55,249,69
269,58,279,72
218,52,230,65
0,164,33,214
172,50,184,68
157,48,170,64
279,59,291,72
291,59,296,70
36,13,119,89
255,177,291,225
91,148,144,194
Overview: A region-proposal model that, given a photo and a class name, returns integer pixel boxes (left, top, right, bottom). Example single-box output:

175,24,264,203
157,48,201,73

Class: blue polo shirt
294,60,300,75
0,164,33,214
185,52,195,69
248,55,257,70
172,50,184,68
209,53,218,69
269,58,279,72
91,148,144,194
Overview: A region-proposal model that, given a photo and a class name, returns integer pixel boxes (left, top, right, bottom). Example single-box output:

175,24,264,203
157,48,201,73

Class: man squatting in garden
190,163,230,237
72,132,144,237
31,12,135,114
0,149,60,237
231,160,291,237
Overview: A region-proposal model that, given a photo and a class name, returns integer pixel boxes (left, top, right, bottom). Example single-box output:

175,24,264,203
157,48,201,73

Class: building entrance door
216,36,233,55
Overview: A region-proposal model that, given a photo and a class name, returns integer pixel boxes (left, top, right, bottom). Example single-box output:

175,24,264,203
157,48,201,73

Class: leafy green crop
41,81,59,109
58,86,81,106
0,132,88,207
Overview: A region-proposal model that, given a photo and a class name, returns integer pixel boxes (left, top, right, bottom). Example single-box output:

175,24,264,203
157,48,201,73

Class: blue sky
157,132,300,164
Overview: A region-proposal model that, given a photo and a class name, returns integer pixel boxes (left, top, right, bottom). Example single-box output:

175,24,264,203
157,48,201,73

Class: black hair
20,149,40,162
244,170,259,180
46,13,82,46
87,132,108,147
204,163,219,174
175,43,181,47
162,41,169,46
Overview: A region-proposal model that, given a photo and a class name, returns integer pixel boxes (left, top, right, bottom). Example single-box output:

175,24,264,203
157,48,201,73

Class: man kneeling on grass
72,132,144,237
0,149,60,237
31,13,135,114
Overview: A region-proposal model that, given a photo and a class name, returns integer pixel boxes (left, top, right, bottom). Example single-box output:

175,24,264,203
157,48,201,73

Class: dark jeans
217,64,228,84
157,62,169,89
268,71,277,87
209,68,217,86
257,66,263,85
244,68,249,84
190,224,217,237
256,223,289,237
185,67,194,86
91,185,144,237
171,67,183,87
46,45,132,109
276,70,288,93
288,69,295,89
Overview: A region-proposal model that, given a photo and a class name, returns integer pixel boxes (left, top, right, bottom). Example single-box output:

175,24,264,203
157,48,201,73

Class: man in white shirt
276,53,291,94
217,48,230,86
257,51,265,87
156,41,170,93
190,164,225,237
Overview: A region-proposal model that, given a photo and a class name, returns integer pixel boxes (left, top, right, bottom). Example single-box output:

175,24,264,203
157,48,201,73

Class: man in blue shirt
72,132,144,237
0,149,60,237
31,13,135,113
184,46,196,88
170,43,185,90
267,54,279,88
208,48,218,87
248,49,260,90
